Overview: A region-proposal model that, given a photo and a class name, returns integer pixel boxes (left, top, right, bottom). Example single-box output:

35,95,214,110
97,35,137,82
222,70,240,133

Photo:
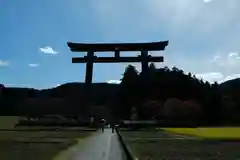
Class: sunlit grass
159,127,240,139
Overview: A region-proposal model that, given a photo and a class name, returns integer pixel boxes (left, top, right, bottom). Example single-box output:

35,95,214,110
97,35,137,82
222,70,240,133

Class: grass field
0,116,20,129
0,129,94,160
120,129,240,160
0,116,96,160
160,127,240,139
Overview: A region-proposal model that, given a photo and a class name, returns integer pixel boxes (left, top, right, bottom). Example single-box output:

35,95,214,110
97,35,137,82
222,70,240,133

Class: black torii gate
67,41,169,86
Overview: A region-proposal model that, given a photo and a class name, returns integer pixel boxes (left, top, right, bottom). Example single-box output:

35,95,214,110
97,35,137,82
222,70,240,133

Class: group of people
99,118,116,133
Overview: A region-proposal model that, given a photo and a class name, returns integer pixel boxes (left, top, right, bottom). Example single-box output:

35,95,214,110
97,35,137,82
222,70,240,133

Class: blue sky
1,0,240,89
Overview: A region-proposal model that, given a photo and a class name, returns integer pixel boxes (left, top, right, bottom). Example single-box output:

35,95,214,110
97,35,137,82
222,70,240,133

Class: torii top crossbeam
67,41,169,52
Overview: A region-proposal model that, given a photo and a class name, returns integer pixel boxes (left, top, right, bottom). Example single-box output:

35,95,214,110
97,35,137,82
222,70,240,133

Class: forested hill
1,64,240,126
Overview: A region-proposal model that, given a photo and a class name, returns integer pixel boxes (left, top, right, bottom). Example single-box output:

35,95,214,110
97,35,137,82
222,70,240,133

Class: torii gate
67,41,169,86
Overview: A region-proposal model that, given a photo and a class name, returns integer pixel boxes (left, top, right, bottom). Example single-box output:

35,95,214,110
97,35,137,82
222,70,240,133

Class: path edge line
116,128,136,160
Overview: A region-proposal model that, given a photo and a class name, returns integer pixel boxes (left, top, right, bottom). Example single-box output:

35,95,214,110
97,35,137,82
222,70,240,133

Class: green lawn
160,127,240,139
0,130,94,160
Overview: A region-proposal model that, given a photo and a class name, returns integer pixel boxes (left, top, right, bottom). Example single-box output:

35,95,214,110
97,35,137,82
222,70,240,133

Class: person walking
100,118,105,132
110,123,115,133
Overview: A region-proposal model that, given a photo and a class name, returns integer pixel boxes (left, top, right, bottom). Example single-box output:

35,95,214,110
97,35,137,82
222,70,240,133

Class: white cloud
228,52,238,57
195,72,224,83
220,74,240,83
212,52,240,69
203,0,214,3
195,72,240,84
212,55,221,62
0,60,9,67
107,80,121,84
39,46,58,55
28,63,39,67
4,84,30,88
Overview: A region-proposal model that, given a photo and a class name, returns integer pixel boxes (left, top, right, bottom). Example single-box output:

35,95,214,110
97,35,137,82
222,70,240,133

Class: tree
149,63,156,71
161,98,202,126
3,63,240,126
121,65,139,85
0,84,4,98
220,96,236,123
139,100,161,120
118,65,140,119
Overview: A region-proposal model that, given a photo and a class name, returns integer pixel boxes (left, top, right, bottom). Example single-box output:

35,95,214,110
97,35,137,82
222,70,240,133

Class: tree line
0,63,240,126
116,63,240,126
